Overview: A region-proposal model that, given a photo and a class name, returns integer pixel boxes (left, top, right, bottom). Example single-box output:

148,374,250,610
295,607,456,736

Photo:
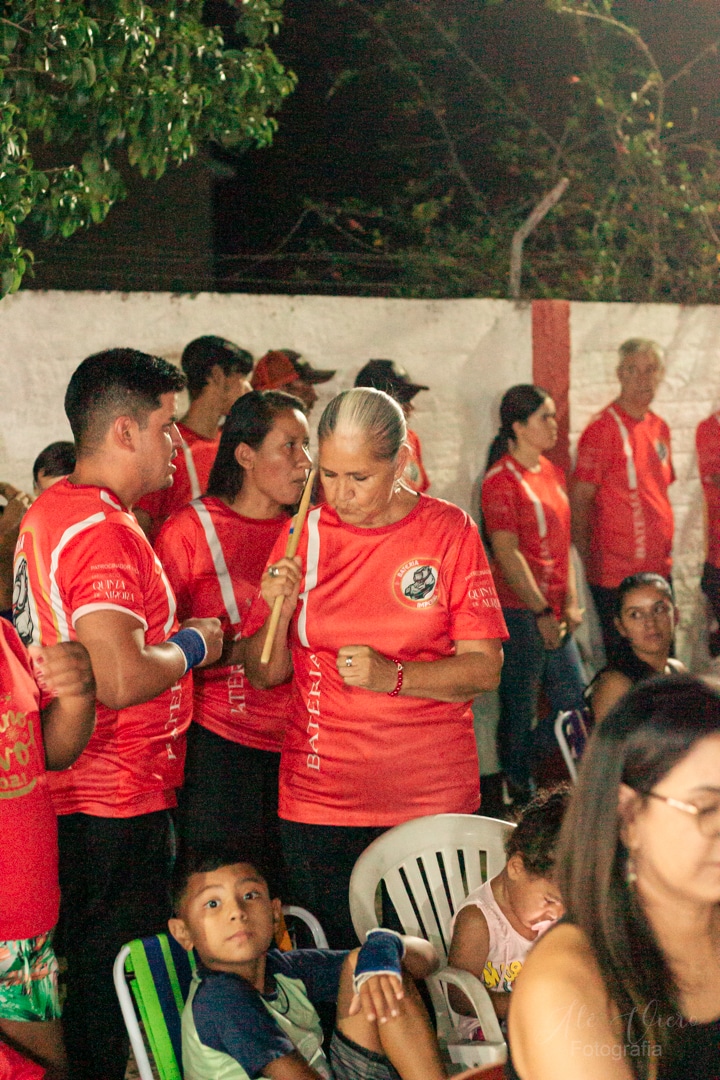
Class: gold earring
625,854,637,885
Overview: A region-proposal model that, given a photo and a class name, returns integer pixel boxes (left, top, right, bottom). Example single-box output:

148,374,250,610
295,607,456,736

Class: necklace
268,978,290,1016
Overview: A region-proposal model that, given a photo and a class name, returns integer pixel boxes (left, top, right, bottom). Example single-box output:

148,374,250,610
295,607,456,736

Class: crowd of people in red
0,334,719,1080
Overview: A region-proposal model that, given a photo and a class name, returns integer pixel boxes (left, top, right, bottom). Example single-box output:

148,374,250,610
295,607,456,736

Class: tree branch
666,38,720,89
342,0,484,209
407,0,564,158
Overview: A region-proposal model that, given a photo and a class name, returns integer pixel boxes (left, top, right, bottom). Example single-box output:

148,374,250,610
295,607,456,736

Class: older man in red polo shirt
571,338,674,655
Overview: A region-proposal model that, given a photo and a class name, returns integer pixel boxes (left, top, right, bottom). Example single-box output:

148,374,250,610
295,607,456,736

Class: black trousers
701,561,720,623
281,820,403,950
175,722,286,893
57,810,173,1080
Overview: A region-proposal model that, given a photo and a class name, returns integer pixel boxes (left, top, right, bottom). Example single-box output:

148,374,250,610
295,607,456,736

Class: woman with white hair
245,387,507,947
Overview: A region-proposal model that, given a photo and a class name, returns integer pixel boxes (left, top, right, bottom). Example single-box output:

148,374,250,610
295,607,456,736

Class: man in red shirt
354,359,431,492
251,349,335,413
571,339,674,654
135,335,253,542
13,349,222,1080
696,409,720,656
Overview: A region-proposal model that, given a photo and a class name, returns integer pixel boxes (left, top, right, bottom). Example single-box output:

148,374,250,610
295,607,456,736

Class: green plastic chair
114,933,193,1080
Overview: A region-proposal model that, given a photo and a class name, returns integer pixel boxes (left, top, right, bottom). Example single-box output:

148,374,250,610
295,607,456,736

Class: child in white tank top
447,787,570,1040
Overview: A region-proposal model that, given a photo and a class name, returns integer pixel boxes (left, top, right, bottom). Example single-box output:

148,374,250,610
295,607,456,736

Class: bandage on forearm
353,928,405,993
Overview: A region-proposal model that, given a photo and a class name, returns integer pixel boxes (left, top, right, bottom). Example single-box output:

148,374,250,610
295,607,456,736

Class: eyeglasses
647,791,720,838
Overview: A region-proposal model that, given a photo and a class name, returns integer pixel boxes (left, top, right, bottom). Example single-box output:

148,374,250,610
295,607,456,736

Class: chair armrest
282,905,329,949
434,965,505,1046
112,945,156,1080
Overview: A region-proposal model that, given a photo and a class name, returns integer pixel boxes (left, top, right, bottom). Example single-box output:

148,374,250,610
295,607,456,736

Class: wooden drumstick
260,468,317,665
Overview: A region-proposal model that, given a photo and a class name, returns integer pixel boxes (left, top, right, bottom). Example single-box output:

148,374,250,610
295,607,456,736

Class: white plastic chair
349,813,514,1070
554,707,592,782
114,905,327,1080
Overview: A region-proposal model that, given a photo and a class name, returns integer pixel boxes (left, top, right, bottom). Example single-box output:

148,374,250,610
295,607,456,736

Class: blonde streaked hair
317,387,407,461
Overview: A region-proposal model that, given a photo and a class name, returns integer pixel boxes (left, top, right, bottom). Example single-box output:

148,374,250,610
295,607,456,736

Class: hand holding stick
260,469,316,665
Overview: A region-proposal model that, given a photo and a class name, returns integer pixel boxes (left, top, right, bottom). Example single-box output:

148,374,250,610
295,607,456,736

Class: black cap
354,359,429,404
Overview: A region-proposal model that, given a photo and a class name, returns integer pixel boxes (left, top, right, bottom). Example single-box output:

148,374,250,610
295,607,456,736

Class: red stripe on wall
532,299,571,476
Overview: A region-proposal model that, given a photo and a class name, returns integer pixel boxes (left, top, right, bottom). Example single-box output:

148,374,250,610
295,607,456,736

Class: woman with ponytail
481,385,585,806
155,390,311,882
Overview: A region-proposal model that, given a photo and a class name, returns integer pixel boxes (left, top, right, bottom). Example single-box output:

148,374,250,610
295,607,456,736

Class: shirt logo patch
12,557,36,647
655,439,669,464
393,559,440,609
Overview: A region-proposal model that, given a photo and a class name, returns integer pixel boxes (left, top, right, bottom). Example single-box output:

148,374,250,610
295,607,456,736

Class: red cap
252,350,336,392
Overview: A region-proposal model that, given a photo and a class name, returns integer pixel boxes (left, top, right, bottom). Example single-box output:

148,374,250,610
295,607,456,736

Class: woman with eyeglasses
587,573,685,723
509,674,720,1080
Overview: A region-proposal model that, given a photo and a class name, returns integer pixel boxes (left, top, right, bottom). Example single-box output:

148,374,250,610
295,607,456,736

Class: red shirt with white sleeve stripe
12,479,191,818
0,620,58,940
156,498,291,752
696,412,720,570
572,404,674,589
136,422,220,544
481,453,571,618
244,495,508,828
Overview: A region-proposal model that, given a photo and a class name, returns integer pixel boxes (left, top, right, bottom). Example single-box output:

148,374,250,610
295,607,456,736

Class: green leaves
0,0,295,295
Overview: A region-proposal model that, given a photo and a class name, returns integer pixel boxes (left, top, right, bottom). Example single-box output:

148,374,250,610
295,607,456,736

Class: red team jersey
156,498,291,752
481,454,571,618
696,413,720,570
573,404,674,588
136,422,220,543
0,621,58,940
403,429,430,494
244,496,507,828
13,479,191,818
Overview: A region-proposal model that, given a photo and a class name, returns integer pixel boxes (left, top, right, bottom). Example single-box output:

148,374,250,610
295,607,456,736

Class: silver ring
345,657,353,668
268,566,280,577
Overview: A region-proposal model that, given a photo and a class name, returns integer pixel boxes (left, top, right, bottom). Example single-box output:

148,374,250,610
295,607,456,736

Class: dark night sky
209,0,720,287
26,0,720,293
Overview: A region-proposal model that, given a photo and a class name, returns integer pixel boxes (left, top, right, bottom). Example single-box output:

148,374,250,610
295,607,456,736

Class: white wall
0,291,533,511
2,289,718,674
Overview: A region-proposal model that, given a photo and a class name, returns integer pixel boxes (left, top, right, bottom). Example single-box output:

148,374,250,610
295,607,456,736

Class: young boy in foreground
169,851,449,1080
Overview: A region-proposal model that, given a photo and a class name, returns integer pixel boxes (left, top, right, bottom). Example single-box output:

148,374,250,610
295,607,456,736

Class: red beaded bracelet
388,658,404,697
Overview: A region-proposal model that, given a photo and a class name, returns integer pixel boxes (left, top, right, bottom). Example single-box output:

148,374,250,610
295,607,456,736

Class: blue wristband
353,929,405,993
168,627,207,675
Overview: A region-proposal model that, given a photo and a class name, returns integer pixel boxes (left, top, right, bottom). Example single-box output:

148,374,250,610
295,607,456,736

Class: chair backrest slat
127,937,185,1080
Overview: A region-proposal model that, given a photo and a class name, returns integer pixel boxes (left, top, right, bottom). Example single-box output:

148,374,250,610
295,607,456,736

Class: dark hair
206,390,305,503
65,348,186,453
171,847,276,915
505,784,570,876
557,674,720,1077
32,440,76,484
182,336,253,400
613,572,674,619
485,384,550,471
598,573,677,684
